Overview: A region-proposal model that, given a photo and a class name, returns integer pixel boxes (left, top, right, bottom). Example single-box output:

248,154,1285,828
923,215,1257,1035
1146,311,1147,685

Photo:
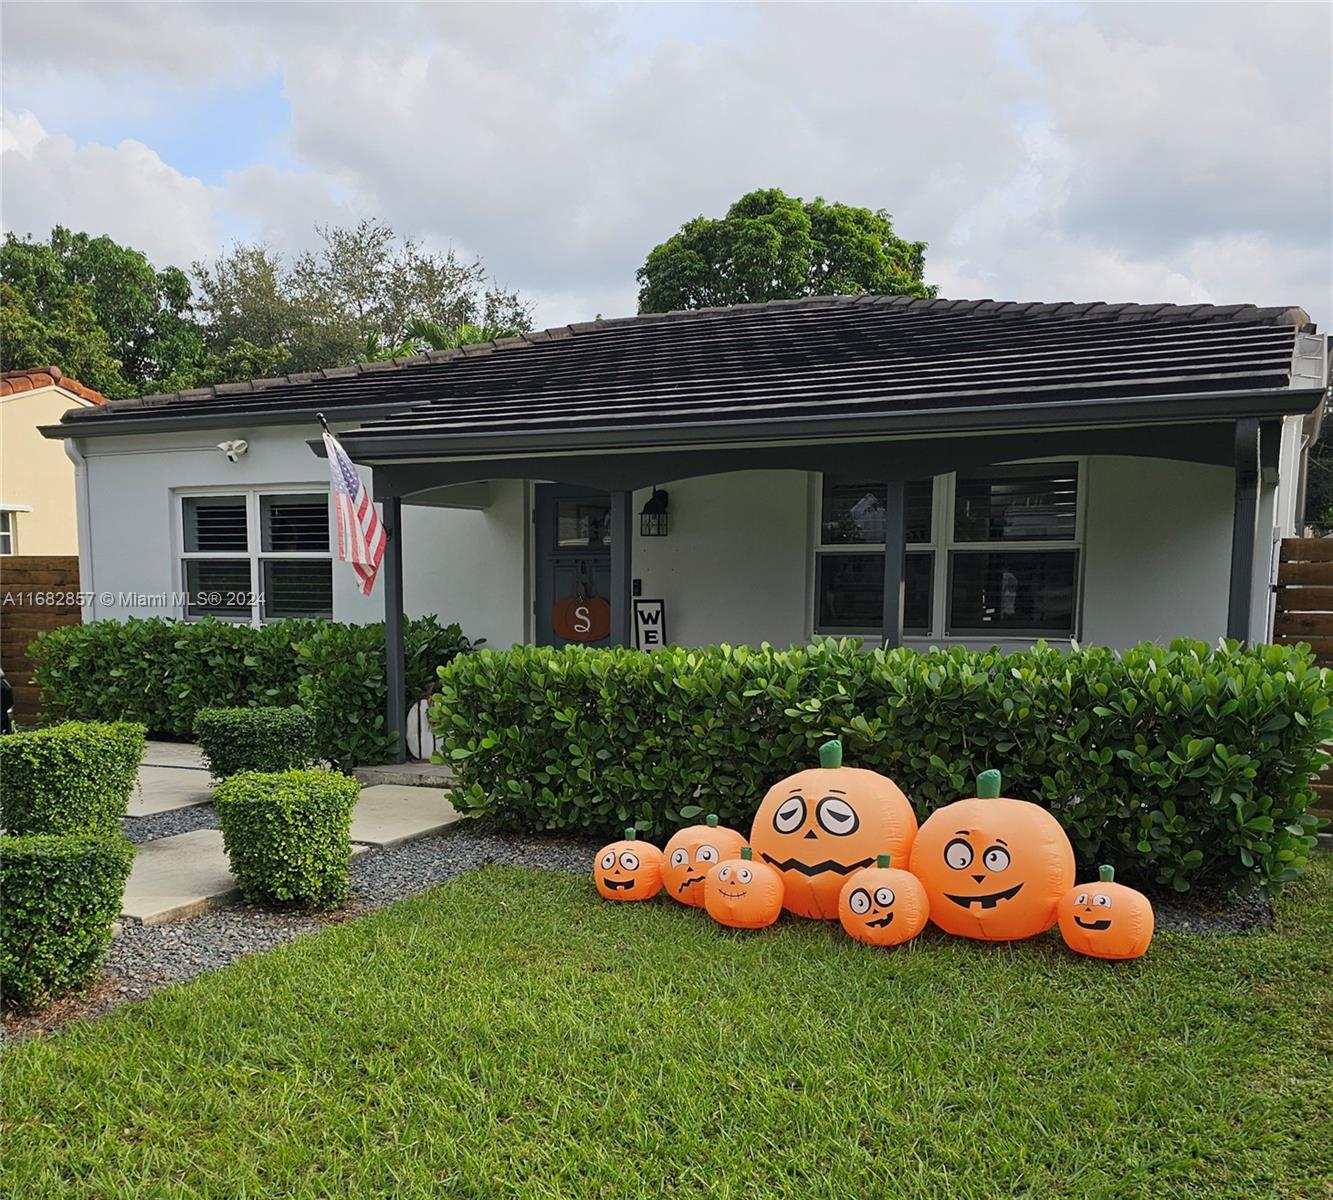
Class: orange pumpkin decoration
750,739,918,920
552,591,611,642
704,847,784,930
593,827,663,901
1058,865,1155,960
837,853,930,947
662,813,748,908
910,769,1074,942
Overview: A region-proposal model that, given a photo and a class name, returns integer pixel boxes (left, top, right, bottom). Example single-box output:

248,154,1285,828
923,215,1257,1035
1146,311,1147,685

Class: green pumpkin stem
976,769,1002,799
625,827,636,840
706,814,719,827
877,853,890,869
819,739,843,769
740,846,753,861
1099,864,1115,883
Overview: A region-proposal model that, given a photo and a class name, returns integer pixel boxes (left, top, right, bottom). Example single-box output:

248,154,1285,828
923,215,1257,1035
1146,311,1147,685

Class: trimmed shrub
295,618,479,770
29,615,478,768
0,721,146,837
431,638,1332,895
0,834,136,1010
193,706,317,779
214,770,360,908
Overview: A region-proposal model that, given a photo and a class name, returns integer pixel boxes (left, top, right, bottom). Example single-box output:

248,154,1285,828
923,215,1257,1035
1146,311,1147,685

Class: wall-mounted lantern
640,487,670,537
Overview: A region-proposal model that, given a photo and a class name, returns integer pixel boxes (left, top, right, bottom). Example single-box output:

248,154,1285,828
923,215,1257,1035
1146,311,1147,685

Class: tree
636,187,936,314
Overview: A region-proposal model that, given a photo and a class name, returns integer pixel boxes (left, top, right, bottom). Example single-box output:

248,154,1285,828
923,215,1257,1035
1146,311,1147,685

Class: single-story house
42,295,1329,752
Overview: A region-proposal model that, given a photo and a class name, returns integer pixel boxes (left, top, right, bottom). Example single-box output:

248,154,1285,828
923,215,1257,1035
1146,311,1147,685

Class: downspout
63,437,96,622
1293,395,1326,535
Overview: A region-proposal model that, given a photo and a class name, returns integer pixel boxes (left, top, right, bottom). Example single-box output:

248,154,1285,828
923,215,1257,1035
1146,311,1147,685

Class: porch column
881,479,906,649
610,490,634,646
1226,418,1261,643
382,495,407,763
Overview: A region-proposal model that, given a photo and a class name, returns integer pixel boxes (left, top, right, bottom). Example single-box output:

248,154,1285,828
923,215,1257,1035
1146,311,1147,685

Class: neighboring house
2,367,107,556
39,297,1329,663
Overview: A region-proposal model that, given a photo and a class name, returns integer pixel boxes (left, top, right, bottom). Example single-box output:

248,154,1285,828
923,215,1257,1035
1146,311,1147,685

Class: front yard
4,857,1330,1199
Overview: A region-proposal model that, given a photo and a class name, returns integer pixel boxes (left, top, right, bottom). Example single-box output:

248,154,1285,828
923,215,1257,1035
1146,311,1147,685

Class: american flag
323,429,386,596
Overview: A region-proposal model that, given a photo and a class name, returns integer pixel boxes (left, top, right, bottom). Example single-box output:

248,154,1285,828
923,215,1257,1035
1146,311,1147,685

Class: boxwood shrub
0,721,146,837
213,770,360,908
193,706,317,779
431,638,1332,894
0,834,136,1010
29,615,478,768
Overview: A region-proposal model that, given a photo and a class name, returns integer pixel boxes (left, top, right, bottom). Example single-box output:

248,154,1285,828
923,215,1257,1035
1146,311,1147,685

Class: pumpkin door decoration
837,854,929,948
662,813,748,908
593,828,664,902
552,580,611,643
704,847,784,930
1058,865,1155,961
749,739,918,921
910,769,1074,942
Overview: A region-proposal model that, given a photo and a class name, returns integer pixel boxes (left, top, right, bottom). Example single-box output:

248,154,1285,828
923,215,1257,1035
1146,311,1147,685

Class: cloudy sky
2,2,1330,329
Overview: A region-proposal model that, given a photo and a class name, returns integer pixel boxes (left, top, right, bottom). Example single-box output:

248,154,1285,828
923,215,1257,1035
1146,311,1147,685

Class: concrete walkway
120,743,462,924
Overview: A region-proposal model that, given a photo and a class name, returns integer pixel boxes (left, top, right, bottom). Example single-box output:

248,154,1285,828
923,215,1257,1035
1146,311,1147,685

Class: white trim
0,503,33,513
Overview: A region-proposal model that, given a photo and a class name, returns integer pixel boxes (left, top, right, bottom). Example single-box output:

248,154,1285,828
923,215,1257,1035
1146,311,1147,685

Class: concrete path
128,765,213,817
142,740,208,770
349,785,460,848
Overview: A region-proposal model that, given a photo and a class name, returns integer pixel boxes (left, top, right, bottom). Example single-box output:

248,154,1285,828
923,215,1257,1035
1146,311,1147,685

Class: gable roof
45,295,1325,448
2,366,108,406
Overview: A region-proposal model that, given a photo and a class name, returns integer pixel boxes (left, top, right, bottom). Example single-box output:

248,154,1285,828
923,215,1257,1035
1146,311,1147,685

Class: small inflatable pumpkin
838,854,930,947
910,769,1074,942
593,827,664,901
750,739,918,921
663,813,748,908
704,847,784,930
1058,865,1155,960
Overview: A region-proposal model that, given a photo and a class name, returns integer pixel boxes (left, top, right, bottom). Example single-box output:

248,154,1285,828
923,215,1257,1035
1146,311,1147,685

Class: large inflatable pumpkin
593,827,664,902
704,847,784,930
750,739,917,920
837,853,929,947
662,813,748,908
1058,865,1154,960
910,769,1073,942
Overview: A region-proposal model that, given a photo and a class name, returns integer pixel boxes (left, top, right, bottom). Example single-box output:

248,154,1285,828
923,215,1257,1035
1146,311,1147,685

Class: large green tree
636,188,936,313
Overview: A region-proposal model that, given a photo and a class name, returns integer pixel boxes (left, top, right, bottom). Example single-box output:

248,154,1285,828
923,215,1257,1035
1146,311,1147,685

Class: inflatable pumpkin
704,847,784,930
750,739,918,920
837,853,929,947
910,769,1074,942
663,813,748,908
593,827,664,901
1058,865,1155,960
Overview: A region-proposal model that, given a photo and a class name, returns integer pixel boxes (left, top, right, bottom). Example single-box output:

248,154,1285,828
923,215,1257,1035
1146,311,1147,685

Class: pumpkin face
910,770,1074,942
662,814,748,907
750,739,918,920
1058,865,1155,960
837,854,930,947
704,847,784,930
593,828,664,901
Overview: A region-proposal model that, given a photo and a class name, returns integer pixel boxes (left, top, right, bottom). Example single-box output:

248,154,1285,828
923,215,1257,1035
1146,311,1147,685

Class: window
814,463,1082,640
179,490,332,623
0,511,14,556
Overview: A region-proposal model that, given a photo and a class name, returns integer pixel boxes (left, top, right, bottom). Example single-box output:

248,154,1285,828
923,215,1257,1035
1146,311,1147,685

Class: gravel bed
122,804,220,844
1148,883,1274,935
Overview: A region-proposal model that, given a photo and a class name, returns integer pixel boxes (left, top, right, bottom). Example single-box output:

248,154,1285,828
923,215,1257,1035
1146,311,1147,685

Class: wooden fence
1274,538,1333,820
0,555,81,723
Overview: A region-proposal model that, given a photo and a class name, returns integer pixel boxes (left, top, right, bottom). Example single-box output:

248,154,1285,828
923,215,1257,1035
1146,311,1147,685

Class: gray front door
534,484,613,647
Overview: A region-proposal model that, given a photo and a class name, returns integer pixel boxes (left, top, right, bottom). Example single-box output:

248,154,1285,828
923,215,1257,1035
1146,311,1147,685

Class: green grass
4,860,1332,1200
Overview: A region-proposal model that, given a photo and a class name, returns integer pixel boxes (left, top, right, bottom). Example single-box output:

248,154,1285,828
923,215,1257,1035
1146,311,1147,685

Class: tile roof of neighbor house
47,295,1326,449
2,366,108,406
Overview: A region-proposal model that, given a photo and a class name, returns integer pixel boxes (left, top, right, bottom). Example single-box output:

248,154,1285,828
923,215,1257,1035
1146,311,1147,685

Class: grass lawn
4,858,1331,1200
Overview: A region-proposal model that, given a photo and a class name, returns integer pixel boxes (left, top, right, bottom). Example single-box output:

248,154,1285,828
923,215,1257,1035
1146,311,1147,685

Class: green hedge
432,639,1332,894
28,615,477,768
0,722,146,837
0,834,135,1010
214,770,360,909
193,707,317,779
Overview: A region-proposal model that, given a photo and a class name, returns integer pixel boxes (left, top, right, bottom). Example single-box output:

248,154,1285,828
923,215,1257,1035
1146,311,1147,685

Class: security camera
217,439,248,463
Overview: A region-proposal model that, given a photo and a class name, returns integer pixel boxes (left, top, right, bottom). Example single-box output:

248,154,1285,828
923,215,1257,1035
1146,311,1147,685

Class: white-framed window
177,488,333,624
0,511,14,556
813,461,1085,641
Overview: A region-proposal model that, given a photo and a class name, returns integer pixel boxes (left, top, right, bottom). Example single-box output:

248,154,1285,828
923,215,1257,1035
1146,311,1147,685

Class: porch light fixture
640,487,670,537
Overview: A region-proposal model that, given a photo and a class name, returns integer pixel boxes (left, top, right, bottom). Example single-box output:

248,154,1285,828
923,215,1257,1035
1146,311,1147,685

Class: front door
534,485,614,647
